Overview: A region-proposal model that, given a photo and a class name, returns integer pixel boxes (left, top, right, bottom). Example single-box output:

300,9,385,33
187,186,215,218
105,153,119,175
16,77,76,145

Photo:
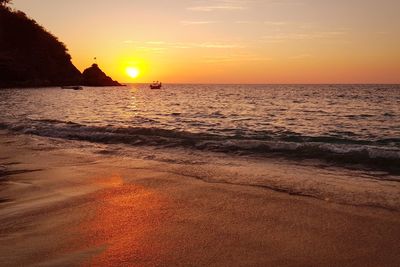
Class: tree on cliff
0,0,11,7
0,1,122,88
0,4,82,87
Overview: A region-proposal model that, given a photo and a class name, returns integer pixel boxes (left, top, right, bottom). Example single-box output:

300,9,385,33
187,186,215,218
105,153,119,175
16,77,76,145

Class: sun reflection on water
77,175,170,266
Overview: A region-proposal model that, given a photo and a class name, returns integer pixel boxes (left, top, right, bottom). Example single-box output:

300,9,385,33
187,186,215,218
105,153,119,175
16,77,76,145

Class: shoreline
1,114,399,175
1,132,400,266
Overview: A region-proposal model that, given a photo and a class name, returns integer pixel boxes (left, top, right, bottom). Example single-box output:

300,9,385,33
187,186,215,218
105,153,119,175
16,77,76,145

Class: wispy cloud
261,31,347,42
187,5,246,11
145,41,166,45
264,21,289,26
136,47,166,53
202,54,272,63
181,20,218,25
123,40,244,50
187,0,249,12
235,20,255,24
198,42,243,48
289,54,313,60
266,0,305,6
170,42,244,49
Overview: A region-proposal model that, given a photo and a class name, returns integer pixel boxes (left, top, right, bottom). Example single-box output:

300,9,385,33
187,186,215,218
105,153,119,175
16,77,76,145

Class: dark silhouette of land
82,64,121,87
0,2,122,88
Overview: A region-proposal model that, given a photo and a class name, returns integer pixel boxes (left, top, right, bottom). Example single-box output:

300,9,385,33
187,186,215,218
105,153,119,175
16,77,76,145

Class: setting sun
126,67,139,79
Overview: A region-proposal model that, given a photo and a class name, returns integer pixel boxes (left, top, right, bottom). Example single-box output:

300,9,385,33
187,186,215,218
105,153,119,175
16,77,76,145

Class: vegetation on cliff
0,2,122,88
0,0,11,6
0,4,81,87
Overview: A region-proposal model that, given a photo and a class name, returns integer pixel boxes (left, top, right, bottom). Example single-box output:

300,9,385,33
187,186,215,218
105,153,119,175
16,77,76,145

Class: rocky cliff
0,6,82,87
82,64,122,87
0,5,122,88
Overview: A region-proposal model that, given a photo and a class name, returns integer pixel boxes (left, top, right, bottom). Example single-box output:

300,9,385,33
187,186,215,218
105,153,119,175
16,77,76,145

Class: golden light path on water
77,174,171,266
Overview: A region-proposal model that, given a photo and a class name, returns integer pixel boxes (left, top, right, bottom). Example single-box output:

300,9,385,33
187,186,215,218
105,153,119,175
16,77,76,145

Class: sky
11,0,400,83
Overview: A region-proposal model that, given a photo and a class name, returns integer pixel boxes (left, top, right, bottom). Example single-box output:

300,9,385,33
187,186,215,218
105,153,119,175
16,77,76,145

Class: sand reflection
78,174,170,266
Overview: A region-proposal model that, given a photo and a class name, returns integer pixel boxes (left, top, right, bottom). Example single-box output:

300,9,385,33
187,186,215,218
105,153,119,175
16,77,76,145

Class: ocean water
0,84,399,172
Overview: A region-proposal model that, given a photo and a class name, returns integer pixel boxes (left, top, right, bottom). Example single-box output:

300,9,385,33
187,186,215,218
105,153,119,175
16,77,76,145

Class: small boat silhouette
150,81,162,89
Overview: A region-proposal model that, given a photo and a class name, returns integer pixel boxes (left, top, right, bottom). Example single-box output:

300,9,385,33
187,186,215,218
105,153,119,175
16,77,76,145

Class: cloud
171,45,191,49
260,31,347,42
289,54,313,59
266,0,305,6
169,42,244,49
263,21,289,26
135,46,166,54
136,47,166,51
235,20,255,24
197,43,243,48
146,41,166,45
187,0,250,12
123,40,245,51
180,20,218,25
187,5,247,11
202,54,272,63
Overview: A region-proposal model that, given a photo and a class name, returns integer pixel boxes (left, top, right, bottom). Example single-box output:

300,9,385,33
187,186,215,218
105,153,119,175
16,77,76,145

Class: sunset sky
12,0,400,83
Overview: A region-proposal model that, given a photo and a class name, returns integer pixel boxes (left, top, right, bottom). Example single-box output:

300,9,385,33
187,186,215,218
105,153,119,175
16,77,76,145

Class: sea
1,84,399,168
1,84,400,209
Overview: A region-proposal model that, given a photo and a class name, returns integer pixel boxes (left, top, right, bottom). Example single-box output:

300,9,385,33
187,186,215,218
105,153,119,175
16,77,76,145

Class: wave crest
1,119,399,173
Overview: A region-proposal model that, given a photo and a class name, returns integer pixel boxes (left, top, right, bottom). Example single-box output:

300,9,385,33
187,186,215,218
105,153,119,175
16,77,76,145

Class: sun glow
126,67,140,79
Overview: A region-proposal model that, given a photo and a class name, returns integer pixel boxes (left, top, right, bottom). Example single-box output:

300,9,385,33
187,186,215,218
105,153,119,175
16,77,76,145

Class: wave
1,119,399,173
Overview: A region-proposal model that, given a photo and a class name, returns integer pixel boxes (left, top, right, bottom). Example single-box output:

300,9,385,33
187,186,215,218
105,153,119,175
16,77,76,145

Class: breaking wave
1,119,399,173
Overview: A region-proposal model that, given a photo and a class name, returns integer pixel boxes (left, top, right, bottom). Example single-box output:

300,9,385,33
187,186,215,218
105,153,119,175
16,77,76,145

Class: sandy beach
0,132,399,266
2,0,400,265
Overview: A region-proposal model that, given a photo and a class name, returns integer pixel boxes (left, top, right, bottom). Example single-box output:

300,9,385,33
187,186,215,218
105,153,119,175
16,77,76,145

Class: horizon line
122,82,400,86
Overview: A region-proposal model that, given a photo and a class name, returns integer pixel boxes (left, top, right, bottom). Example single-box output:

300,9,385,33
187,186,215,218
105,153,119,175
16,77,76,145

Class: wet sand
0,133,399,266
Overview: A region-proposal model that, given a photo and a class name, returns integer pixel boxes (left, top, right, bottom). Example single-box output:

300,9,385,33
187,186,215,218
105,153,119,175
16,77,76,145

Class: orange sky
12,0,400,83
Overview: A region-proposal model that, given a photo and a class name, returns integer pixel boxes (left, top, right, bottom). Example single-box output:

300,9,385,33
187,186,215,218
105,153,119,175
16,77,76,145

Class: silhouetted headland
82,64,122,87
0,3,122,88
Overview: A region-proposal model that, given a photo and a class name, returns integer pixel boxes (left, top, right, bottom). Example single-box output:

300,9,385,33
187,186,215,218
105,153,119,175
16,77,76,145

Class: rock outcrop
82,64,122,87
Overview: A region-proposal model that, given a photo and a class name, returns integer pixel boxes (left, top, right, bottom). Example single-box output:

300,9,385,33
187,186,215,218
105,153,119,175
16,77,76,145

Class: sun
126,67,140,79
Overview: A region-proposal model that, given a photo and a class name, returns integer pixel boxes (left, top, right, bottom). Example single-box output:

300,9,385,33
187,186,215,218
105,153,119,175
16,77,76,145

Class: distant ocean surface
1,84,399,172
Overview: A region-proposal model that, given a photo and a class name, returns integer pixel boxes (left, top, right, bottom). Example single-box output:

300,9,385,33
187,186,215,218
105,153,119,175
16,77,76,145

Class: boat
150,81,162,89
61,86,83,90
